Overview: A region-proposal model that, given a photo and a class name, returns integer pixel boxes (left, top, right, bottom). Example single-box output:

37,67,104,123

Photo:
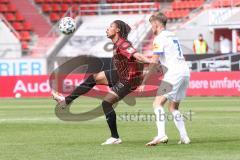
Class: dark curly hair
113,20,131,40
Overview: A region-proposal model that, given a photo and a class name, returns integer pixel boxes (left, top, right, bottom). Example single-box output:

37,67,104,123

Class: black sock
102,101,119,139
65,75,96,104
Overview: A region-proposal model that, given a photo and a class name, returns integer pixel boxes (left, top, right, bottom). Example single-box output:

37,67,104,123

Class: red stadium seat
49,12,60,22
73,0,81,3
88,6,97,15
64,0,73,3
0,4,7,12
44,0,53,3
59,12,66,17
111,5,119,9
52,4,61,12
0,0,9,4
12,22,23,31
223,1,231,7
214,0,232,7
21,41,29,50
20,31,31,41
136,0,146,2
173,9,189,18
182,1,189,9
91,0,99,3
80,12,89,15
23,22,33,31
4,13,15,21
87,12,97,15
184,2,193,9
164,9,189,20
188,2,195,9
172,10,180,19
7,4,17,12
171,2,178,10
52,0,62,3
126,0,134,3
116,0,124,3
80,6,88,10
130,5,139,8
106,0,115,3
180,9,189,17
141,4,151,9
72,5,79,11
15,12,25,22
165,12,171,19
154,2,160,9
82,0,95,4
42,4,51,13
172,0,204,10
61,4,69,12
32,0,194,24
236,0,240,5
193,0,204,8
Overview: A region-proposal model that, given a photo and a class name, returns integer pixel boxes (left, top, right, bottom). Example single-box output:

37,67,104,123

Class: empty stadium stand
0,0,33,51
212,0,240,8
35,1,161,23
164,0,205,20
10,0,52,37
1,0,211,56
34,0,207,24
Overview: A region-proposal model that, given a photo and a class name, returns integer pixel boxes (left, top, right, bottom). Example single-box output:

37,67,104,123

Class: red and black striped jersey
113,38,143,88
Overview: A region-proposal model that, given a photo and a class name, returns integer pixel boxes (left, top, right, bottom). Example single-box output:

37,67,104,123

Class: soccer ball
59,17,76,35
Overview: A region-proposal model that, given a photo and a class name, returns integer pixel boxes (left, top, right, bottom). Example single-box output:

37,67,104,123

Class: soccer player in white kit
140,12,191,146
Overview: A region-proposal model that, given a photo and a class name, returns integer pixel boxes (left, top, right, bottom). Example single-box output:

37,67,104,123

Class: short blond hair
149,12,168,27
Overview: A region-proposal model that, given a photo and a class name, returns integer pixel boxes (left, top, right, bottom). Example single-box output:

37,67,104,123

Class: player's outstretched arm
142,54,159,84
133,52,151,63
138,54,160,92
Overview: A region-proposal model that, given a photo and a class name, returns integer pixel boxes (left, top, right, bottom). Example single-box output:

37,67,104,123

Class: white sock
154,106,166,138
172,110,188,138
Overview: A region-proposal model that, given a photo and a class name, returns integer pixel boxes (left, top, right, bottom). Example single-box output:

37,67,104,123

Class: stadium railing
0,13,20,42
189,53,240,71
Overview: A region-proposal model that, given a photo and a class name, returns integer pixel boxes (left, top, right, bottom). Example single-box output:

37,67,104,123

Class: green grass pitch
0,97,240,160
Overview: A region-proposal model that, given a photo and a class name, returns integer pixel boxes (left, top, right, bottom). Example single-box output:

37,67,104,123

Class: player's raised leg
52,71,108,108
146,95,168,146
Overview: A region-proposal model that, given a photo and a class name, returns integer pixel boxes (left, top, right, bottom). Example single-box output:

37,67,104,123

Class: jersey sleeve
153,37,164,55
118,42,137,59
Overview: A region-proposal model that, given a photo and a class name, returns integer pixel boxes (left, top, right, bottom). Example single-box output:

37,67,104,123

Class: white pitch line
0,117,59,122
0,117,107,123
184,98,240,102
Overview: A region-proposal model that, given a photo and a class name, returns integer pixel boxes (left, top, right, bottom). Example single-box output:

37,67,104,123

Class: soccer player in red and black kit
52,20,150,145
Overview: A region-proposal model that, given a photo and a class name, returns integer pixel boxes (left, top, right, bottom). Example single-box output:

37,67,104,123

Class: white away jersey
153,30,190,79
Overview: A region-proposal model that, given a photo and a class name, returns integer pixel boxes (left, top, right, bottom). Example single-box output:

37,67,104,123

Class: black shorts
104,70,133,99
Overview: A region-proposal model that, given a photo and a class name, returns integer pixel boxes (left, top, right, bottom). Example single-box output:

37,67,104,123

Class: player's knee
168,107,175,113
102,100,115,116
93,72,108,85
168,103,179,113
153,101,158,108
153,102,163,109
92,73,98,81
153,99,165,108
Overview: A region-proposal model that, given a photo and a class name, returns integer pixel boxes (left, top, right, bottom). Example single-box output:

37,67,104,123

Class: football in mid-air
59,17,76,35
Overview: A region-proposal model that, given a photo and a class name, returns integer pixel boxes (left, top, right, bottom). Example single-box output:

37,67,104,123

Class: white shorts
159,76,190,102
